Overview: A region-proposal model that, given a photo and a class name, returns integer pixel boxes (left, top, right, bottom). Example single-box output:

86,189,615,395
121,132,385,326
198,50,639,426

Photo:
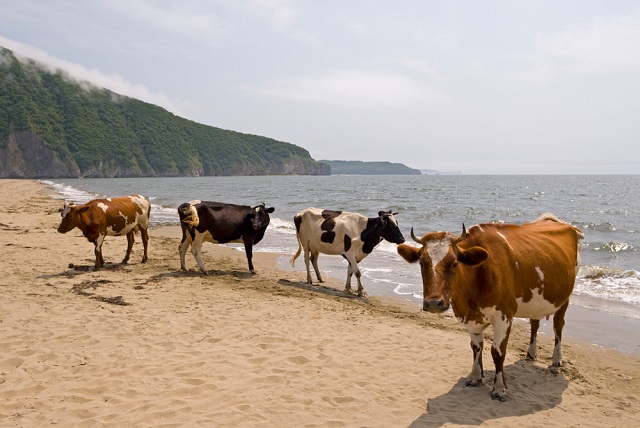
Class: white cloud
399,59,438,76
247,0,297,31
535,11,640,74
242,69,450,109
105,0,226,38
0,36,192,117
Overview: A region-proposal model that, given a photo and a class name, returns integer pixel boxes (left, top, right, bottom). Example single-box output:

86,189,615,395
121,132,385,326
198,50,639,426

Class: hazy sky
2,1,639,174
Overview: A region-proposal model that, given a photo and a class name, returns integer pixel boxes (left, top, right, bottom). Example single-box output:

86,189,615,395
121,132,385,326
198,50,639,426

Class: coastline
1,179,639,426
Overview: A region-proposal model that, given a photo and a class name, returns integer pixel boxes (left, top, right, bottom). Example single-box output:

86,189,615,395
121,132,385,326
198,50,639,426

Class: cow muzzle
423,298,449,313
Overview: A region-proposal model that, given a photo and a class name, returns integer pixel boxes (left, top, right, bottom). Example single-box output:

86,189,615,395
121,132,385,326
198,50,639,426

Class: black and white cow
291,208,405,296
178,200,275,274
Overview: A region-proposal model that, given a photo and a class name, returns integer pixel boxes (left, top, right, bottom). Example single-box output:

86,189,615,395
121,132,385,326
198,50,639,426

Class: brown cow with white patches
57,195,151,270
397,213,583,401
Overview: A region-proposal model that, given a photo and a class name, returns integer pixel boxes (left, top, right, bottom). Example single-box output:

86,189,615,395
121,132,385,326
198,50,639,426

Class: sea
42,175,640,354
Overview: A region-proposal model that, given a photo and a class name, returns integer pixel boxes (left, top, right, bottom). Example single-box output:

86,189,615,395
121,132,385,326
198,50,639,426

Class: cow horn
452,223,467,247
410,227,423,244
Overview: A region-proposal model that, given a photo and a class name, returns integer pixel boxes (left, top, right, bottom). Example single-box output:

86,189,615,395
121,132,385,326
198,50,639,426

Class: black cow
290,208,405,296
178,200,275,274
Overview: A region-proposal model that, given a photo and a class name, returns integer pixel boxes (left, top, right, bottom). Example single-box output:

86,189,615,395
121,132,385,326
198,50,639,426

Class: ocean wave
269,217,297,235
592,242,636,253
393,283,423,299
41,180,97,204
575,265,640,307
572,221,617,232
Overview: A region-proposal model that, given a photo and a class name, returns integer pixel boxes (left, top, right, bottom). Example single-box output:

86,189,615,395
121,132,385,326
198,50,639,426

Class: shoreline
2,179,639,426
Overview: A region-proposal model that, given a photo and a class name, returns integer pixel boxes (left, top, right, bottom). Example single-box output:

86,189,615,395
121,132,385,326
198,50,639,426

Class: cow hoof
465,378,483,387
526,353,536,361
357,291,368,298
141,258,148,264
250,270,257,275
491,390,508,402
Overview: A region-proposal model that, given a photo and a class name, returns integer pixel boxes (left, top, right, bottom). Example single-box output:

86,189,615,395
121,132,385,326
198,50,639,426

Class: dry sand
0,179,639,427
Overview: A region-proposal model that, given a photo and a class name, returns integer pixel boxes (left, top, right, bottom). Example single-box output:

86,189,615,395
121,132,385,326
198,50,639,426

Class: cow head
397,224,488,313
57,202,89,233
378,211,405,244
248,204,275,230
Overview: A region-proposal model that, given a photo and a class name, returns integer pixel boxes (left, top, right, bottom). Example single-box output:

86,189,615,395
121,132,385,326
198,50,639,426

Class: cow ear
267,207,275,213
77,205,91,214
459,246,488,267
397,244,421,263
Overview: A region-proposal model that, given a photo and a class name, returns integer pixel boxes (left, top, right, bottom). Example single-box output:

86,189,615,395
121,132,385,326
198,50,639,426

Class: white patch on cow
515,288,557,319
426,238,450,279
129,195,147,211
535,266,545,283
491,310,511,358
469,224,484,233
496,231,513,251
515,261,520,270
97,202,109,213
189,199,202,206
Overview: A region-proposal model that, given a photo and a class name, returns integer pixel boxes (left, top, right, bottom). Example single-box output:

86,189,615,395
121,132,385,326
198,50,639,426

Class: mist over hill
0,47,329,178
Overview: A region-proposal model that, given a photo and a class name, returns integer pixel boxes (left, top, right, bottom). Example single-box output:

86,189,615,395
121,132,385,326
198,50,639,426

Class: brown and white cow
57,195,151,270
291,208,405,297
397,213,583,401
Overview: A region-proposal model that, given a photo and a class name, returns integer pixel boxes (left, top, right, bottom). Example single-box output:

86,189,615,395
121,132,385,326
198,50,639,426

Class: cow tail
290,214,302,266
178,202,199,228
291,241,302,267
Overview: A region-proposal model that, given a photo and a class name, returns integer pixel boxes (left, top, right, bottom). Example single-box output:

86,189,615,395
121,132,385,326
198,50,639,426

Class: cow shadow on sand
409,360,568,427
41,262,132,279
277,279,369,302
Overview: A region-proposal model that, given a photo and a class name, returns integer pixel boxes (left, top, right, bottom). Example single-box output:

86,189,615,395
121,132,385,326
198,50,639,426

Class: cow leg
344,255,365,297
344,261,353,294
551,300,569,368
466,332,484,387
303,248,313,284
490,317,512,402
354,266,365,297
94,235,105,270
243,237,256,274
190,235,208,274
140,227,149,263
178,236,191,271
122,231,134,264
527,319,540,360
310,251,323,283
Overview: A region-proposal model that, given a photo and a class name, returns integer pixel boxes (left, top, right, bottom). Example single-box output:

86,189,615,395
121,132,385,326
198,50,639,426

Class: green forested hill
319,160,421,175
0,47,329,178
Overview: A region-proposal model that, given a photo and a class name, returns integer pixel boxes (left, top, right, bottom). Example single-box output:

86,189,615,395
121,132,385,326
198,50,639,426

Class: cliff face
0,132,80,178
0,131,330,178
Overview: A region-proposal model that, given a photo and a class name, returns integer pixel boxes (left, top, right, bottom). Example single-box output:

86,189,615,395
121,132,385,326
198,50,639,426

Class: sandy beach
1,179,639,427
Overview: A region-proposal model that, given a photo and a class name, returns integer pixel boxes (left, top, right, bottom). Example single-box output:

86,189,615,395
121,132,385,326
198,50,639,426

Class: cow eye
452,261,459,268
